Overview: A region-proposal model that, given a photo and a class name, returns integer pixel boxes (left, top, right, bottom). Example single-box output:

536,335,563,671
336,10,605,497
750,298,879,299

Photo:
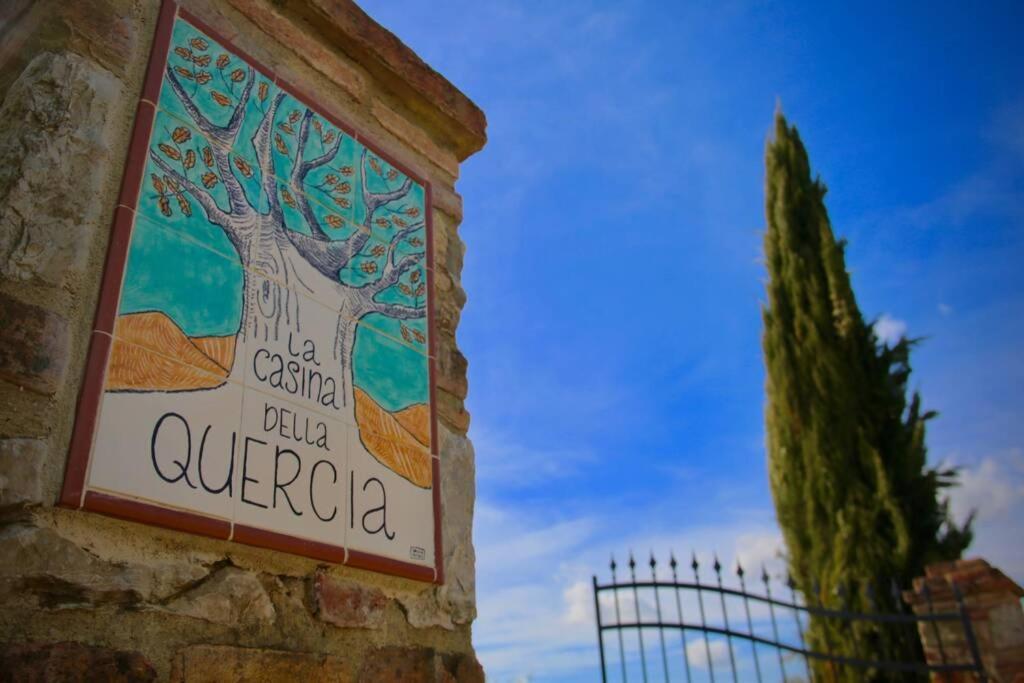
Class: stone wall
905,558,1024,682
0,0,485,679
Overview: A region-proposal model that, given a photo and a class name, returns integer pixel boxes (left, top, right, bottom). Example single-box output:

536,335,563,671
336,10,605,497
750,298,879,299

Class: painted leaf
195,72,212,85
183,149,196,169
174,47,192,60
158,143,181,160
202,147,214,167
210,90,231,106
174,66,194,80
233,156,253,177
216,53,229,68
150,174,165,194
230,68,245,82
258,82,268,101
189,37,209,51
325,214,343,228
201,172,219,189
176,193,192,217
193,54,211,67
274,133,289,155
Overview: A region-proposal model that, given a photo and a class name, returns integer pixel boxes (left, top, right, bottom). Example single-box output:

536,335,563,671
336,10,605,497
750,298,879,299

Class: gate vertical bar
762,567,787,682
737,563,763,683
630,553,649,683
953,582,987,683
714,556,739,683
669,554,693,683
612,557,628,683
595,575,608,683
693,554,717,683
650,554,670,683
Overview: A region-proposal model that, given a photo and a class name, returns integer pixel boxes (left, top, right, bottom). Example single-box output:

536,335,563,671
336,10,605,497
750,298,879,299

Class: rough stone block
371,99,460,178
435,344,469,401
313,571,388,629
0,51,123,286
164,566,275,626
436,388,470,434
0,438,47,507
431,184,463,222
170,645,352,683
437,425,476,625
0,292,68,394
356,648,482,683
0,641,156,682
0,524,207,608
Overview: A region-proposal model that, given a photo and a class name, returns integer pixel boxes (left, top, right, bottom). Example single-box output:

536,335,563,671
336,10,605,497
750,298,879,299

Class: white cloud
470,425,595,489
942,451,1024,582
563,580,592,625
938,303,953,316
874,314,908,345
686,638,730,669
948,454,1024,523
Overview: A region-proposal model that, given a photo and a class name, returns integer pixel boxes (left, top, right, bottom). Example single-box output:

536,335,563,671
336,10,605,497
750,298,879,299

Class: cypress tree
762,111,972,680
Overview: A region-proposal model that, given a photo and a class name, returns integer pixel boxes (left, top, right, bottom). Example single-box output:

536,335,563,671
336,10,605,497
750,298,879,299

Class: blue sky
360,1,1024,680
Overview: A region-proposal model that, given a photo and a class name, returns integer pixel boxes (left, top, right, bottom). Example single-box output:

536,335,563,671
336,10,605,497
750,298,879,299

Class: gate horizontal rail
593,551,987,683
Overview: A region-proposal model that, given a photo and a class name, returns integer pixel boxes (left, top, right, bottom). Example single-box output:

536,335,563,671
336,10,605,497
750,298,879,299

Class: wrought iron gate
593,552,986,682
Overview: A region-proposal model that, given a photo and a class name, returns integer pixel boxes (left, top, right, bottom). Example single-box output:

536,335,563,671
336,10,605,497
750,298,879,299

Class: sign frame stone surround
58,0,443,584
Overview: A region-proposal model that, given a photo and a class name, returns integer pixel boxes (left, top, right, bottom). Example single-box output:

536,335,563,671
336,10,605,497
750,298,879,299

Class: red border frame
59,0,442,584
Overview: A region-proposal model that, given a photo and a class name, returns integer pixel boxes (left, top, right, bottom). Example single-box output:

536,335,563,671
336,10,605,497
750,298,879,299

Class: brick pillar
905,558,1024,682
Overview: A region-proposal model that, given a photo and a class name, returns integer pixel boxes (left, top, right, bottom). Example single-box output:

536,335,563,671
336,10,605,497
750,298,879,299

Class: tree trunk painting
83,15,437,568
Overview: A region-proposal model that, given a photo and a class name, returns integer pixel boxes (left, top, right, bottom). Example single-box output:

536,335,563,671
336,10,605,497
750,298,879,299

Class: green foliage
762,112,973,681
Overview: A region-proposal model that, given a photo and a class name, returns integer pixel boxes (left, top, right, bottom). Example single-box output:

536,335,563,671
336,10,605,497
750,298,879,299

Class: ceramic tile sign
61,3,440,582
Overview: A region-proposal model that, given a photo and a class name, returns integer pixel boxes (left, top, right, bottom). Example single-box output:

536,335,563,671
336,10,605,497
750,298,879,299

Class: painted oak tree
141,37,431,485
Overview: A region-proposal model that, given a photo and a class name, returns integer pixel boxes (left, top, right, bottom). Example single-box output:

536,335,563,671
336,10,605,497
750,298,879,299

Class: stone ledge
0,641,156,682
170,645,352,682
283,0,487,160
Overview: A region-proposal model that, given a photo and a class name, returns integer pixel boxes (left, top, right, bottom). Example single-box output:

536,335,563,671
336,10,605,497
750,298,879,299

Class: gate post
905,558,1024,682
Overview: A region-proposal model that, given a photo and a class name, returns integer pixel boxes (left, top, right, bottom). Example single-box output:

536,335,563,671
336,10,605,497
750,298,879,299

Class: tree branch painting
110,19,432,490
